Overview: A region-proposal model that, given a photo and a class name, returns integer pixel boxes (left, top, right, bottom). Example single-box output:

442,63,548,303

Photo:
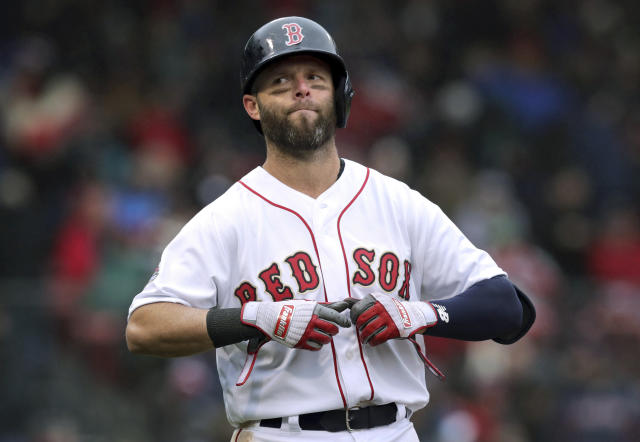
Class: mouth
287,109,319,124
288,104,318,115
289,109,317,116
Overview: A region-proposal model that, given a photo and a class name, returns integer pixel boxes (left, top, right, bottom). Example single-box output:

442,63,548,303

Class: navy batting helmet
241,17,355,134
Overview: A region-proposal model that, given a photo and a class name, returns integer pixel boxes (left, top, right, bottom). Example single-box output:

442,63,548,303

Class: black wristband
206,307,264,348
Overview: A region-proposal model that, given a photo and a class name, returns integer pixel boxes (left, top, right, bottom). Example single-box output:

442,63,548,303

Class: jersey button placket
312,199,330,231
312,197,354,407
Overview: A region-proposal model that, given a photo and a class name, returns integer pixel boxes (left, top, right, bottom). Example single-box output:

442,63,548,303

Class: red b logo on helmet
282,23,304,46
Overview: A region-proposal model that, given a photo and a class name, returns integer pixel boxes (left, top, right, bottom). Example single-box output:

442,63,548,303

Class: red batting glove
349,294,437,346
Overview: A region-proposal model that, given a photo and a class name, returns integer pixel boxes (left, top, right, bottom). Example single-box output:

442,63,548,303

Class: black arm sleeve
206,308,264,348
424,275,536,344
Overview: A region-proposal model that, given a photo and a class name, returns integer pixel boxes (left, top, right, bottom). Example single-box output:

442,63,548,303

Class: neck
262,140,341,199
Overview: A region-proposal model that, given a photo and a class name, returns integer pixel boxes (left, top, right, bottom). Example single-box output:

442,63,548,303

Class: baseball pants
230,417,420,441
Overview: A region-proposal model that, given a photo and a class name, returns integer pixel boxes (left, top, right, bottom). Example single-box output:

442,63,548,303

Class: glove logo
392,298,412,328
282,23,304,46
274,304,295,338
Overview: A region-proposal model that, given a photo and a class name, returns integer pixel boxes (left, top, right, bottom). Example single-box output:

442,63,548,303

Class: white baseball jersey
128,159,505,427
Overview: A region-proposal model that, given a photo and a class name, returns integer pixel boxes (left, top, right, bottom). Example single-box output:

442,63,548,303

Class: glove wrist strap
414,301,438,328
240,302,261,324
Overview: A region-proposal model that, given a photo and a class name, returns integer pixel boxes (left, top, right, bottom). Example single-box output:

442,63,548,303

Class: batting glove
349,294,437,346
241,300,351,351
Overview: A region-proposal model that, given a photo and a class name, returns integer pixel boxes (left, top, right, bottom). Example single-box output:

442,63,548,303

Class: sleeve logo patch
149,266,159,282
432,303,449,323
274,305,295,338
392,298,412,328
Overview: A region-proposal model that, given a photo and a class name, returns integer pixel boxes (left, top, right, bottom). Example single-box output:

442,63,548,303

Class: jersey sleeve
407,189,506,301
127,208,229,319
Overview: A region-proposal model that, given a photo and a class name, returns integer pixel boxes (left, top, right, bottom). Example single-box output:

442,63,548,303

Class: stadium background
1,1,639,441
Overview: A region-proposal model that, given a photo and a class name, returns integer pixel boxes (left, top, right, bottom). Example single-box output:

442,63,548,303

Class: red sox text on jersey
233,248,412,305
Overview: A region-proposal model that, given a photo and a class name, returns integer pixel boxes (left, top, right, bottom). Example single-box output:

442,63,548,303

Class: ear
243,94,261,121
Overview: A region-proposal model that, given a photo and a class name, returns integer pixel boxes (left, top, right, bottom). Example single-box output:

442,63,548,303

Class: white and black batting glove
241,300,351,351
349,294,438,346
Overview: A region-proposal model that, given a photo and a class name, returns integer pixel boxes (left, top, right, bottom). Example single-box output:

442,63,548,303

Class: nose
294,75,311,98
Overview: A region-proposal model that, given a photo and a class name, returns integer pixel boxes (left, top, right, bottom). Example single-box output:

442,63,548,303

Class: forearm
424,275,526,342
126,302,213,357
126,302,265,357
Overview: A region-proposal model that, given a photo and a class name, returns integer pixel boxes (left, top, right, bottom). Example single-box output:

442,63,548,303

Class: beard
258,98,337,159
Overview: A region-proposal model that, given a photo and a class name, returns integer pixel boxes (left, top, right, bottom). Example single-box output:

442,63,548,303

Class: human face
248,55,337,158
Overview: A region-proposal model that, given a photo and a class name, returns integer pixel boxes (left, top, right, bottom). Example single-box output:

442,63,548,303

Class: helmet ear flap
335,73,355,129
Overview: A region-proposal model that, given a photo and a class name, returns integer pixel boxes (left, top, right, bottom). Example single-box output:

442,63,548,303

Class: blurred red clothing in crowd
588,207,640,286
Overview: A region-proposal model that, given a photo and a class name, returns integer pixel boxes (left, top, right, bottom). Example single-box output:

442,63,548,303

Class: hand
349,294,437,346
242,300,351,351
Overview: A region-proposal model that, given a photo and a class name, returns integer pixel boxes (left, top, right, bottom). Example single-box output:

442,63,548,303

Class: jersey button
319,203,328,209
345,349,354,360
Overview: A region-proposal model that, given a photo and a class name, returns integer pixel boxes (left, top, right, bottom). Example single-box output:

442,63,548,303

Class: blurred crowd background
1,0,639,441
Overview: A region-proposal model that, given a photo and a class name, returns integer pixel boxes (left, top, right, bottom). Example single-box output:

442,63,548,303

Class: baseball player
126,17,535,441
